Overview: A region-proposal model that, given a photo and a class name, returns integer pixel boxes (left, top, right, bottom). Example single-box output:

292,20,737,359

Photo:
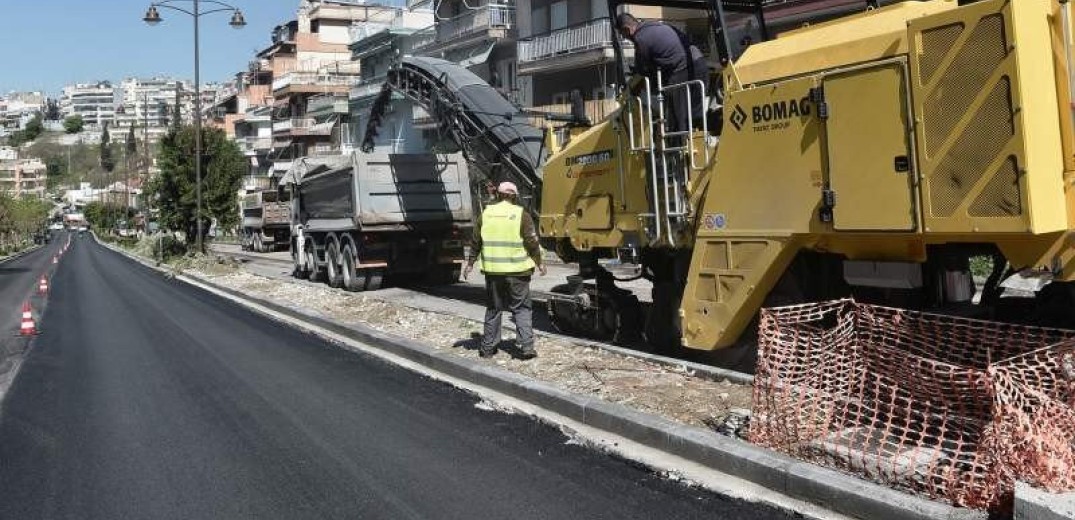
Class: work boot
479,345,498,358
516,345,537,360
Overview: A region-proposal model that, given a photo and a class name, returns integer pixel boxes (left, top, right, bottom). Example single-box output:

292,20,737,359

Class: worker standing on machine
463,181,547,360
616,12,709,135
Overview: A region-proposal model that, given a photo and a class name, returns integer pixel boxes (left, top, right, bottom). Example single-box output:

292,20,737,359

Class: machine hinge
810,86,829,120
820,188,836,223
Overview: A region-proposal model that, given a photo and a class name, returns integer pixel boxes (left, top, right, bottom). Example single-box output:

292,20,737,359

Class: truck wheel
326,244,343,288
307,247,324,283
341,246,363,292
364,268,384,291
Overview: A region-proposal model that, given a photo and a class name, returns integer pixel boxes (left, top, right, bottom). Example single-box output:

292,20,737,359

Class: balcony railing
306,94,349,115
308,144,340,156
518,18,619,64
434,3,514,44
349,76,387,100
272,71,359,92
527,99,620,127
239,137,272,153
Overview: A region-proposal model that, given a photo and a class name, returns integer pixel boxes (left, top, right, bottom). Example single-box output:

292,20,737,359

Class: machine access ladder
626,72,711,247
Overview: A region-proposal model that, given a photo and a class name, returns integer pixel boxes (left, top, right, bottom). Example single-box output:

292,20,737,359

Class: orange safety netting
750,299,1075,510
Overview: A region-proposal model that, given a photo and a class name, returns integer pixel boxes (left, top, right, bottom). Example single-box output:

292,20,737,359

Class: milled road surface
0,239,795,520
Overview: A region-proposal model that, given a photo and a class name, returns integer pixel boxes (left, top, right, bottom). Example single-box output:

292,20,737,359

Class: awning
457,42,495,68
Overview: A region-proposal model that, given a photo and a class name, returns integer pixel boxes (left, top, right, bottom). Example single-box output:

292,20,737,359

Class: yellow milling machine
536,0,1075,356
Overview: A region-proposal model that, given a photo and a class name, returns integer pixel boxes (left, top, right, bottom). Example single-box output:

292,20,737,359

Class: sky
0,0,301,96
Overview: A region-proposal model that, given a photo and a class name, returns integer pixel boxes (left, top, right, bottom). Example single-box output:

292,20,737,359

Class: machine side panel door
824,63,917,231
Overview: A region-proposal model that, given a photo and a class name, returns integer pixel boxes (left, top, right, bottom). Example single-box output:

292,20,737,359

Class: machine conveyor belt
361,56,546,218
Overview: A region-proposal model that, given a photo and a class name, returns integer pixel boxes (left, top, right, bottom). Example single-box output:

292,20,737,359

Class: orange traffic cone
19,302,36,336
37,275,48,295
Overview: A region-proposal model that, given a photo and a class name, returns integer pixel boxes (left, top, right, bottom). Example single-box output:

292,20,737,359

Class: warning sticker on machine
702,213,727,230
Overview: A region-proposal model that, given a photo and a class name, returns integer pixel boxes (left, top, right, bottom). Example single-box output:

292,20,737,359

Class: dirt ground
180,257,754,433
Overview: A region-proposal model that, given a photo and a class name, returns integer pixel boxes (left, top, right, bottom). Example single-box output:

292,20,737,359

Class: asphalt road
0,234,68,397
0,238,794,520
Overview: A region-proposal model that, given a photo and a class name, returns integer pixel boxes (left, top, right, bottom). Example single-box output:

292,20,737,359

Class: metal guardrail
518,18,617,63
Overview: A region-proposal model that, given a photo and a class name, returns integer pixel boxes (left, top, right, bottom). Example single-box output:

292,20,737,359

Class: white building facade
60,82,118,130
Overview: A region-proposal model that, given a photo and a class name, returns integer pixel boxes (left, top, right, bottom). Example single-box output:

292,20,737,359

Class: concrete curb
103,241,984,520
209,247,754,386
1015,482,1075,520
0,244,43,266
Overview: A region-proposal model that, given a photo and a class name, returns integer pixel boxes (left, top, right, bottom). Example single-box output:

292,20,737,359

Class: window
591,0,608,20
550,1,568,31
532,6,549,35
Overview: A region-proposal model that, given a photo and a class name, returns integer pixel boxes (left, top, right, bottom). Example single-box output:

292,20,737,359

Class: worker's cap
497,181,519,195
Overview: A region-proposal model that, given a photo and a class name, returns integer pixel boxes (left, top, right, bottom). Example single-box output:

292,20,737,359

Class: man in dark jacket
617,12,709,135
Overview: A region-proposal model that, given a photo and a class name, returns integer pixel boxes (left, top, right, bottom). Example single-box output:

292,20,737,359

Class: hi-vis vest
480,201,536,274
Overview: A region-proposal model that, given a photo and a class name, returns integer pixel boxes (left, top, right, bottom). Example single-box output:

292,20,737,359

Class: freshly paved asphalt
0,238,796,520
0,234,67,394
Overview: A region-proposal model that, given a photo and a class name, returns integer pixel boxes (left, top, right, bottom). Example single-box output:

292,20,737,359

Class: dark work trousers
481,274,534,351
665,56,710,140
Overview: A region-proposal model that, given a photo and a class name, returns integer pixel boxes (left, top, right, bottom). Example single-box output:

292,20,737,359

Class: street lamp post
144,0,245,253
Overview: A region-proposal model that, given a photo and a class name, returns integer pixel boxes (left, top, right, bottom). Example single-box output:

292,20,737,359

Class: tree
126,124,137,159
100,123,115,174
23,115,43,141
45,99,61,121
149,125,244,247
63,115,85,134
172,84,183,130
84,201,132,231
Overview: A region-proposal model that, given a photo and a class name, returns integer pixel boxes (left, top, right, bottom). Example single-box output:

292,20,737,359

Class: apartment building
414,0,518,96
60,82,118,130
113,77,190,144
235,106,273,188
266,1,396,180
0,157,46,199
347,3,434,154
0,92,45,137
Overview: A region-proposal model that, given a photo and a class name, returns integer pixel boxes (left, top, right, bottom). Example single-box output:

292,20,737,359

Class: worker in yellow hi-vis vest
463,182,547,360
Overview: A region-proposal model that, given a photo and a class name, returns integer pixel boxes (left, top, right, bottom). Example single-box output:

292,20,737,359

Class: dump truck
240,188,290,252
367,0,1075,354
286,152,472,291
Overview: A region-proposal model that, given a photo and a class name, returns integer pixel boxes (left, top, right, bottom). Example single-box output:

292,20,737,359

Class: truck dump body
297,153,471,230
241,189,291,252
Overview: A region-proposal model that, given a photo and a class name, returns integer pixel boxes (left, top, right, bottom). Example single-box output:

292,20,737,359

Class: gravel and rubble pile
187,267,754,432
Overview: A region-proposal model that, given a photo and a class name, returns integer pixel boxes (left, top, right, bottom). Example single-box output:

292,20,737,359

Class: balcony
349,76,387,101
417,3,515,53
238,136,272,154
518,18,627,74
272,71,359,95
306,94,349,115
273,118,335,137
